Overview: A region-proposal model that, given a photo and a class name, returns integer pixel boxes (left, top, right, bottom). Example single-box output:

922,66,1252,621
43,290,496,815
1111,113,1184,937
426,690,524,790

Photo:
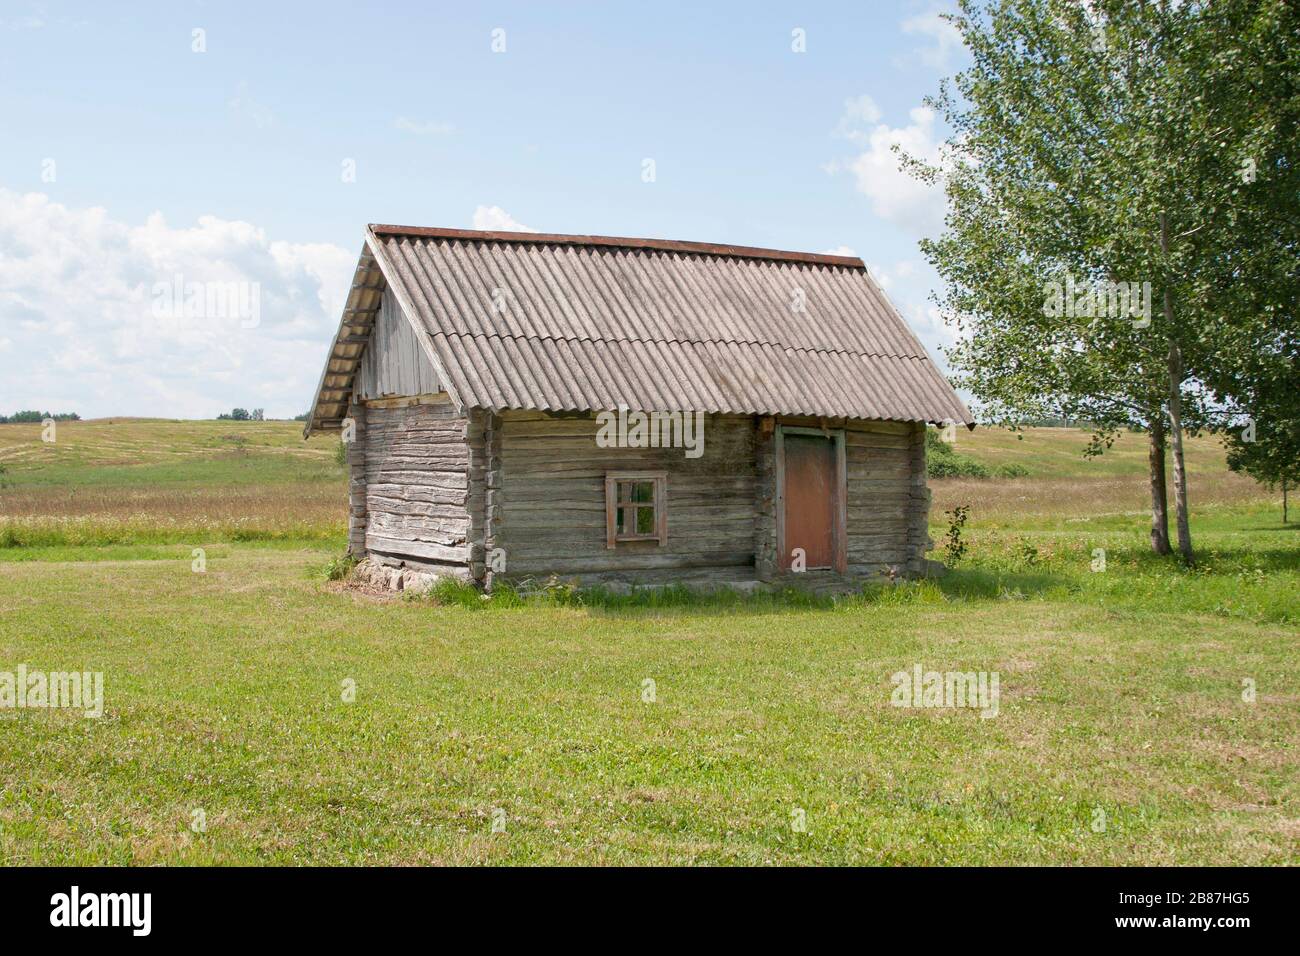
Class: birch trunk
1165,338,1193,563
1147,414,1172,554
1160,213,1193,564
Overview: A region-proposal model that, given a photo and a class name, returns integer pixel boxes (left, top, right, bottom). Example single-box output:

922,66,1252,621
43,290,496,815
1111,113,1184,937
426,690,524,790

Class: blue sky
0,0,965,418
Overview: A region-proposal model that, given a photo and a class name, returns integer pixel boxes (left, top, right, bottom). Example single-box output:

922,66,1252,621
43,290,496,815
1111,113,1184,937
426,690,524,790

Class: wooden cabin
304,225,972,590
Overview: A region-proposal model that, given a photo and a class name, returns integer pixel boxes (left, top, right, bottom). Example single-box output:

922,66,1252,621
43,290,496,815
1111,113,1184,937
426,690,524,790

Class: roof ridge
369,224,866,270
434,327,932,364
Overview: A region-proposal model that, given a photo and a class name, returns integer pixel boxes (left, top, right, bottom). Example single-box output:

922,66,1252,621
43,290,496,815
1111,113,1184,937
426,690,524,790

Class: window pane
610,476,663,541
635,505,655,534
617,480,655,503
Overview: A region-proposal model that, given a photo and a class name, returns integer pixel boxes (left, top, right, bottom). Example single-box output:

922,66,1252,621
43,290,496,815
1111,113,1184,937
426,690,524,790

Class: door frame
774,424,848,574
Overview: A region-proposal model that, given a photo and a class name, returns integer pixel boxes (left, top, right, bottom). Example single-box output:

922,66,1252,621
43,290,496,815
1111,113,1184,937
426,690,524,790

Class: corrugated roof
305,225,972,434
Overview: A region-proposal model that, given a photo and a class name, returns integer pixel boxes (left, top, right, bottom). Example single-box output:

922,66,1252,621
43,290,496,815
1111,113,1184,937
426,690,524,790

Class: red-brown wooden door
782,434,836,569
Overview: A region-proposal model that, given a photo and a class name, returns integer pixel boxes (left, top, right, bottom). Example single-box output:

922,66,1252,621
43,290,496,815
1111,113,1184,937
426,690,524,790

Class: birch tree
914,0,1298,562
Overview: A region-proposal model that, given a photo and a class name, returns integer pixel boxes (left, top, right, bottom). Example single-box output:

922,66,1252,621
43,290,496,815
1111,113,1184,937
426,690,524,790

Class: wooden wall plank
356,289,442,400
494,413,758,585
362,396,471,568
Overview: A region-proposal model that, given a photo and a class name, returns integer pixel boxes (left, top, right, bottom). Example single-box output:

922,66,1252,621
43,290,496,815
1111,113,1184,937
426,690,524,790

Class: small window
605,472,667,547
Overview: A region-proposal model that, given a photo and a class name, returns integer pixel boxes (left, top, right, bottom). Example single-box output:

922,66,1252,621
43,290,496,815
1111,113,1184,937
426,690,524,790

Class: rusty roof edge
369,224,867,270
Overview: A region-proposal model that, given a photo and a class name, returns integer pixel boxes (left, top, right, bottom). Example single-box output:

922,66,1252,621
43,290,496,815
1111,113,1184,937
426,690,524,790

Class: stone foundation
348,557,462,594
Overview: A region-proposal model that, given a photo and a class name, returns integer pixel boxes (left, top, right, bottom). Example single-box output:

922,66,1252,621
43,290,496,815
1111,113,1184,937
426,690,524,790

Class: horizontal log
501,535,754,560
367,527,467,549
366,483,467,506
504,550,753,573
844,430,911,448
500,461,752,479
362,392,453,410
365,534,468,563
503,429,754,450
496,565,759,587
366,455,467,470
363,470,467,490
497,510,755,535
368,504,467,525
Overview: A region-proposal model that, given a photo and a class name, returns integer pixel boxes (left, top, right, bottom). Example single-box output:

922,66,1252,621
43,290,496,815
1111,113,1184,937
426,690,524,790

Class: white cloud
394,116,454,136
470,205,539,233
900,10,964,71
904,300,953,344
821,246,857,258
865,261,894,290
833,95,882,143
867,258,921,291
0,189,353,419
829,101,948,238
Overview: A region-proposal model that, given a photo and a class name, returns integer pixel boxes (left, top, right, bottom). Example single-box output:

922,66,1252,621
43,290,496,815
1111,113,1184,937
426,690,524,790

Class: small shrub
927,429,1031,479
926,430,991,478
334,439,348,467
943,505,971,566
323,552,358,581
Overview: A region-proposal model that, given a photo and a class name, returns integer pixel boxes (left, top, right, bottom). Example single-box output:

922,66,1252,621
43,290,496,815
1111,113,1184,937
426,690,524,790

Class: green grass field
0,419,1295,864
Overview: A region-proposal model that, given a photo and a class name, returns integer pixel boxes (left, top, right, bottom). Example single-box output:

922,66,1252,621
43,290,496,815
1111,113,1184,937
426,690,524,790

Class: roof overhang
302,241,385,437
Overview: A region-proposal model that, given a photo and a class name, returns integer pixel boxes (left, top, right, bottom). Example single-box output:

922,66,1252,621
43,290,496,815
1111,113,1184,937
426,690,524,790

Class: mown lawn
0,420,1295,864
0,526,1295,865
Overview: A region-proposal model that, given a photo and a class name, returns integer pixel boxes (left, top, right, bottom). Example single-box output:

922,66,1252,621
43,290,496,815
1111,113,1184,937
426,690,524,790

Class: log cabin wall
842,419,929,578
904,423,933,577
490,411,759,587
345,402,367,556
359,394,473,572
348,400,930,587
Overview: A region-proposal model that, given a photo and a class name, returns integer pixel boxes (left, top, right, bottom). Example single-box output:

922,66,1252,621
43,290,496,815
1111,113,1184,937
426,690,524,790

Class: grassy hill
0,418,347,549
931,426,1273,526
0,417,341,485
0,417,1279,545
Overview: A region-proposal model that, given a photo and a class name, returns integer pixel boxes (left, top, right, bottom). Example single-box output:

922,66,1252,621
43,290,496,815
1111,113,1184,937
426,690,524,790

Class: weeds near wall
943,505,971,566
322,552,358,581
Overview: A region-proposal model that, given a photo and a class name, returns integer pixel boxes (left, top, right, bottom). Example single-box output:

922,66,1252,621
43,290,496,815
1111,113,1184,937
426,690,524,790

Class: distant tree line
217,408,265,421
1014,416,1102,430
0,410,80,424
